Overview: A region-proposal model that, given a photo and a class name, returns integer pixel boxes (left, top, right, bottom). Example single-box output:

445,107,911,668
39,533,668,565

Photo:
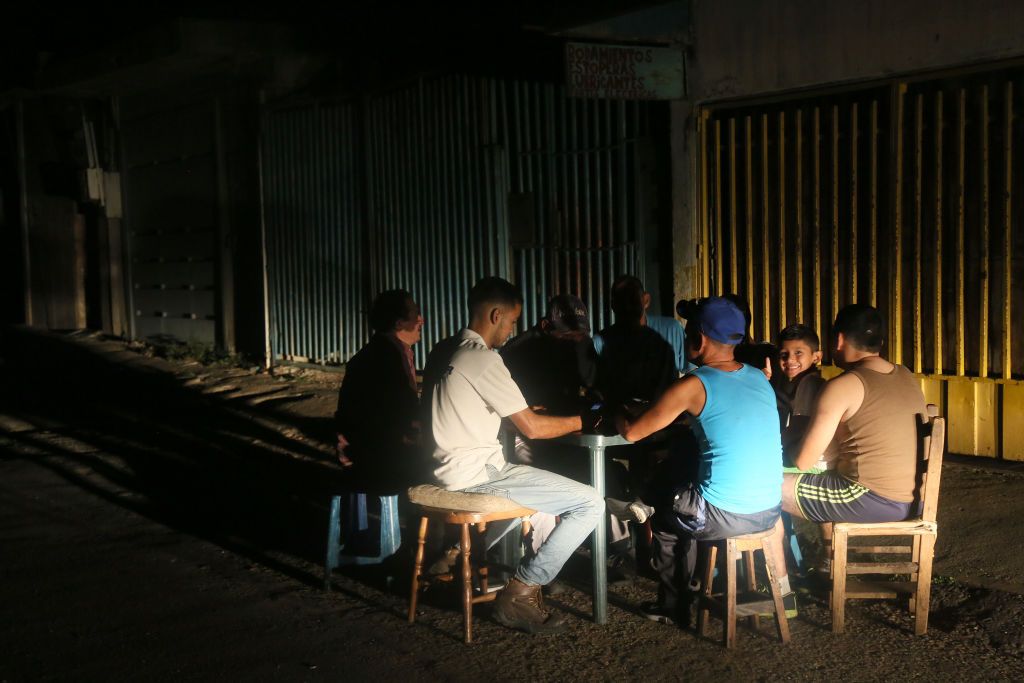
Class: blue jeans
461,462,604,586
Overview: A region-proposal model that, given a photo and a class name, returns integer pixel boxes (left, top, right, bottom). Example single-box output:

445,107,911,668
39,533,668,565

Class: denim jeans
461,462,604,586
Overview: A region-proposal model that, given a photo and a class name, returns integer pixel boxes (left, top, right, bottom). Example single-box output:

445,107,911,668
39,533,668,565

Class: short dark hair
723,293,753,340
468,277,521,317
610,274,644,323
369,289,414,334
778,323,820,352
833,304,885,352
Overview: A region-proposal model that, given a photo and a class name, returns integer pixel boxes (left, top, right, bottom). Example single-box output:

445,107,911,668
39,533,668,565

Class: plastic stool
324,493,401,589
781,511,805,573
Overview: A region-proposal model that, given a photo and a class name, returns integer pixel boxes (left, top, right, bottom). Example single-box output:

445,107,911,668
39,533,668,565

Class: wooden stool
406,485,536,644
697,517,791,648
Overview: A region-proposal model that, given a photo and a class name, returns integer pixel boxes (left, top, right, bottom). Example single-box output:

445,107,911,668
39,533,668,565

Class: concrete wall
689,0,1024,103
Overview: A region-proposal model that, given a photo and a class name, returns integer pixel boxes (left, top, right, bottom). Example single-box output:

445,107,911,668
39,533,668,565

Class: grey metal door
121,96,219,345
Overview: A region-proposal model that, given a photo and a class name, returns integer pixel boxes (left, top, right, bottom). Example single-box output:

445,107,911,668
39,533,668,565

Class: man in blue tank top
616,296,786,626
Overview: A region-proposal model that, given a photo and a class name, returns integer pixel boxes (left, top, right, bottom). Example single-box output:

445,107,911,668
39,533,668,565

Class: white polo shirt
431,328,529,490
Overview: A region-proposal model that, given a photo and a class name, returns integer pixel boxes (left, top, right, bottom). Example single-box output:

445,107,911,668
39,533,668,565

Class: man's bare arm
508,409,583,440
793,373,862,471
617,375,705,442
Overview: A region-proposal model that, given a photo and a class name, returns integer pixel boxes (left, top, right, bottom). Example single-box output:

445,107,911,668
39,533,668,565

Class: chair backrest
914,404,946,523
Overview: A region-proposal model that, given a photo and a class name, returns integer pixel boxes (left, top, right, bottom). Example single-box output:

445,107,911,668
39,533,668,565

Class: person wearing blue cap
615,296,788,626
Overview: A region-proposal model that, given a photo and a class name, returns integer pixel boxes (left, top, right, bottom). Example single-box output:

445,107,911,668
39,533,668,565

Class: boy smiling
774,324,827,471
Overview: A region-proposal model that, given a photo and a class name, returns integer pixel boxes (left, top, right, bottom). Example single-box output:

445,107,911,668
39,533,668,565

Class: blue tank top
688,364,783,514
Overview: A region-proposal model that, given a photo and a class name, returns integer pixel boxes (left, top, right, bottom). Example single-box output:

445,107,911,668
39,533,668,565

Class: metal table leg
590,444,607,624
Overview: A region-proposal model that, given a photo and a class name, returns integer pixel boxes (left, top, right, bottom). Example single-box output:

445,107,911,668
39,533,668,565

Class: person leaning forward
500,293,598,417
426,277,604,635
783,304,926,524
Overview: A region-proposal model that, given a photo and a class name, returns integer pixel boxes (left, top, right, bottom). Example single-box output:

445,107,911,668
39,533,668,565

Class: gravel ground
2,328,1023,681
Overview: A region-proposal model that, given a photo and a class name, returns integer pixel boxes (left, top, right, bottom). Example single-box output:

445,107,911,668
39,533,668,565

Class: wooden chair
697,517,791,648
406,486,535,644
826,406,946,635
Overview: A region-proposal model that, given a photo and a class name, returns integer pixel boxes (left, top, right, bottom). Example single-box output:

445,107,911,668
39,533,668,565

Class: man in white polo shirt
424,277,604,635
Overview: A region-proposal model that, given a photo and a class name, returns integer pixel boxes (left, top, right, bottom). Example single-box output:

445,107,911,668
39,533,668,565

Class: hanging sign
565,42,684,100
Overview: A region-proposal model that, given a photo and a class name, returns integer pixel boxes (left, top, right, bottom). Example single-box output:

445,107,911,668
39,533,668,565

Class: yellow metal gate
696,65,1024,460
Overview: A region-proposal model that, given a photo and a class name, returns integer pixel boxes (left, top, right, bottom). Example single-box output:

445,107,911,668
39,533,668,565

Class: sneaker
640,601,678,626
758,592,798,619
493,577,566,635
606,497,655,524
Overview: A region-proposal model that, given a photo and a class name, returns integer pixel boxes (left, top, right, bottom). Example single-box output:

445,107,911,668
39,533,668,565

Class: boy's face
779,339,821,379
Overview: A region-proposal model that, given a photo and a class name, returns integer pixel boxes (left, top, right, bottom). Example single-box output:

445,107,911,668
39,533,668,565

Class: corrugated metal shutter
366,77,511,367
261,75,654,367
261,103,367,364
504,82,650,332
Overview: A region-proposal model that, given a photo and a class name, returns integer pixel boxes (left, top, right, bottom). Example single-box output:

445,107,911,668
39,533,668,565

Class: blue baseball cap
692,296,746,345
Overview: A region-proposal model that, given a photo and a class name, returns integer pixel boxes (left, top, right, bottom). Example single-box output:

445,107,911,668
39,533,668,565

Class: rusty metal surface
695,66,1024,460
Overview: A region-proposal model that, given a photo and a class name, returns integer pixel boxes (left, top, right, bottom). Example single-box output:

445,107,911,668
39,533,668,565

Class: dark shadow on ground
0,325,623,620
0,326,360,587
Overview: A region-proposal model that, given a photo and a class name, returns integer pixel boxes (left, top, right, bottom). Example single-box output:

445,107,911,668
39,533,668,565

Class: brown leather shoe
493,577,566,635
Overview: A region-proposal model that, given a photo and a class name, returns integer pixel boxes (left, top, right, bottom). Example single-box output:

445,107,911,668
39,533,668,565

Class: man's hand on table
580,403,604,433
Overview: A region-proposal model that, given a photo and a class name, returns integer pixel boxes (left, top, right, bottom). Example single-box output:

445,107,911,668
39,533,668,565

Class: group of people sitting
333,274,927,635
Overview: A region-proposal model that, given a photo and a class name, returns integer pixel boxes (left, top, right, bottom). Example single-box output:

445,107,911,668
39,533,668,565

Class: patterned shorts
793,471,912,523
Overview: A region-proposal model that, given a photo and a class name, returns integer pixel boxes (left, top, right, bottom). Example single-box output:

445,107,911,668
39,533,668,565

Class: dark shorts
660,483,781,539
794,471,912,523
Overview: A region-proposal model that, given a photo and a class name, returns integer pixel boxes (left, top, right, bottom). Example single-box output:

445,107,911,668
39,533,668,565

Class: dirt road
2,328,1023,681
